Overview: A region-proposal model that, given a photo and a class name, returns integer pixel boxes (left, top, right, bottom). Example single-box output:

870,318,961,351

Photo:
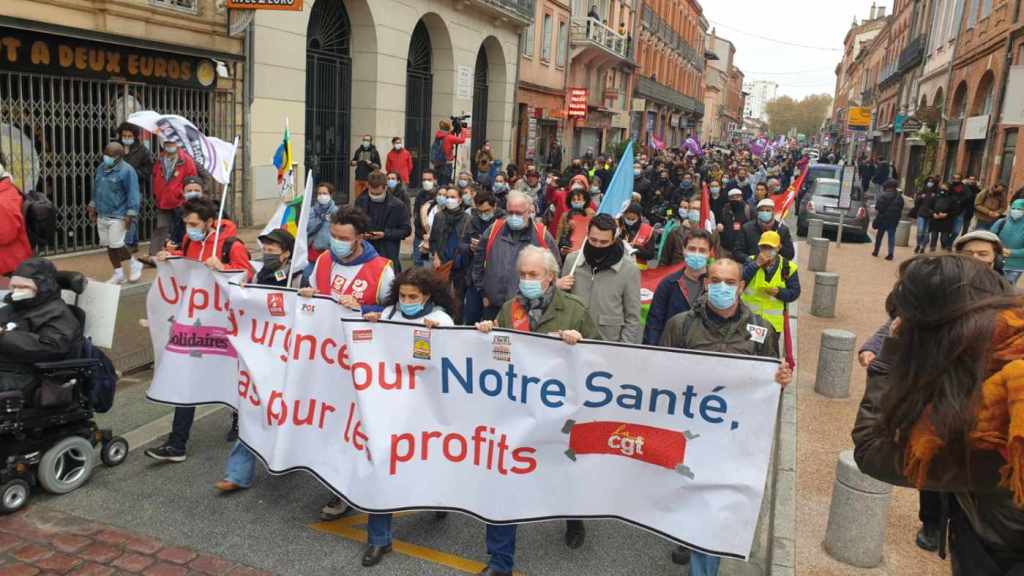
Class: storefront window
150,0,198,14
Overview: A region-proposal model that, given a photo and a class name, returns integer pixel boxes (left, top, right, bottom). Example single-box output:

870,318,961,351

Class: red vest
484,218,548,261
314,250,390,306
631,222,654,248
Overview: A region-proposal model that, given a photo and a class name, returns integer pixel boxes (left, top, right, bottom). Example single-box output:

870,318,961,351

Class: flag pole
212,136,241,255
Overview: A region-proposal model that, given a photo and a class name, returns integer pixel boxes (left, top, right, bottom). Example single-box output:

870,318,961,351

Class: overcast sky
700,0,890,100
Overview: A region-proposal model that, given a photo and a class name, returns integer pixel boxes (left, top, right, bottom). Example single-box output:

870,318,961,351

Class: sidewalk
794,237,947,575
0,508,270,576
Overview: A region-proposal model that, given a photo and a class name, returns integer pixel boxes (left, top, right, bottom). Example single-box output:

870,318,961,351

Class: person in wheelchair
0,258,83,398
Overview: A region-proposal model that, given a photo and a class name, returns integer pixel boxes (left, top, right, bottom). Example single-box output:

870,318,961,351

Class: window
1000,129,1017,185
542,13,553,61
522,19,535,57
557,20,568,66
149,0,197,13
967,0,977,28
980,0,992,19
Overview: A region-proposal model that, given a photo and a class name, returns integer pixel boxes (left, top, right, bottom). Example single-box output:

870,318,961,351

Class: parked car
796,163,842,215
797,177,870,241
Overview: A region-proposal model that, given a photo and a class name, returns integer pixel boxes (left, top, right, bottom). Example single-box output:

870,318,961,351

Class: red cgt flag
773,165,809,219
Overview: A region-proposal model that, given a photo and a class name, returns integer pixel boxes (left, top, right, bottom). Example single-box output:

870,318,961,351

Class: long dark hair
382,267,454,315
883,255,1020,457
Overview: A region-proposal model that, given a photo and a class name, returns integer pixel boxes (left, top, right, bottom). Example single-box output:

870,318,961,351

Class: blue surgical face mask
330,237,354,259
688,209,701,223
479,210,495,222
710,187,721,198
445,197,461,210
457,179,469,188
507,214,527,230
184,191,202,200
399,301,425,317
758,210,774,223
387,179,398,189
685,252,708,271
493,183,507,192
463,193,473,205
436,193,446,205
102,155,116,167
707,281,738,310
186,226,206,242
318,194,332,206
571,200,586,210
1011,209,1024,220
519,278,545,299
121,137,135,147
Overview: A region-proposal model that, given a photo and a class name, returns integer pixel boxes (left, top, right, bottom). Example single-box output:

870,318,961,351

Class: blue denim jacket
91,161,140,218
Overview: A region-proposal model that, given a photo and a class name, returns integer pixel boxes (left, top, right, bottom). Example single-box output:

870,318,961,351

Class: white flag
291,169,314,281
128,111,237,184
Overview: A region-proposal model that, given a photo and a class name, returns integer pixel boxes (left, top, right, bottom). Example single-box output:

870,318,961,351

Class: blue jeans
1005,269,1023,286
952,214,964,239
368,513,392,547
224,441,256,488
915,217,929,248
873,223,897,257
485,524,517,572
168,406,195,450
975,220,994,231
689,551,721,575
463,285,484,325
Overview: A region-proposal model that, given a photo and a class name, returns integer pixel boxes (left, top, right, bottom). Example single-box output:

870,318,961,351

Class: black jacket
351,145,382,181
873,190,904,228
0,258,83,392
720,201,752,253
122,142,153,191
354,192,411,271
929,192,958,233
732,220,795,263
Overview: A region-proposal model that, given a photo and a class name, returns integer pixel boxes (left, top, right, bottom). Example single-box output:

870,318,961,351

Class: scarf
583,239,624,273
905,308,1024,505
161,154,177,183
515,285,554,331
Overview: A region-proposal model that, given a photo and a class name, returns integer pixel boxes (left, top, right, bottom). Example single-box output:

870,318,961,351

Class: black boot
916,525,939,552
671,545,692,565
226,411,238,442
361,543,392,567
564,519,585,549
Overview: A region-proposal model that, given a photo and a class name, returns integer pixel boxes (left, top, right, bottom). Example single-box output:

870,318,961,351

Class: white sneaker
129,258,143,282
109,269,125,285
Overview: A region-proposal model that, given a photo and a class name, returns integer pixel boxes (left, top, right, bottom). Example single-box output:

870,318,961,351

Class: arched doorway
470,47,489,169
405,21,433,186
305,0,352,202
945,81,969,181
966,71,996,180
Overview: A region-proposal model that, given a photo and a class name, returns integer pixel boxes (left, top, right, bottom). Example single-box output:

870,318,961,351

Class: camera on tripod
450,114,471,135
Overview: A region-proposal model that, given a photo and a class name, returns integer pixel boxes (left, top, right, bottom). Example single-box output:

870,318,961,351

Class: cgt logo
267,293,286,317
562,419,698,478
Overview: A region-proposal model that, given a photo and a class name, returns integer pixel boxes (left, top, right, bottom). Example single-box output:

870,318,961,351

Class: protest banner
146,262,781,560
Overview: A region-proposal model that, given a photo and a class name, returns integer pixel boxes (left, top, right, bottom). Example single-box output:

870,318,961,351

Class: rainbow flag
272,122,293,186
260,195,303,242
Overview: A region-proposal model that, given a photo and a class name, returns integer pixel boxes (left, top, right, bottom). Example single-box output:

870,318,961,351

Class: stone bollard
811,272,839,318
823,449,892,567
814,328,855,398
808,237,830,272
895,220,912,247
808,219,825,240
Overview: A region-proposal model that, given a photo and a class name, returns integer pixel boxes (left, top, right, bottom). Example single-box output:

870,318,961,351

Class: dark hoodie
0,258,84,389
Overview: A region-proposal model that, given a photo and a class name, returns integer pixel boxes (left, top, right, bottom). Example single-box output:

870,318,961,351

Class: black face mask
583,239,624,272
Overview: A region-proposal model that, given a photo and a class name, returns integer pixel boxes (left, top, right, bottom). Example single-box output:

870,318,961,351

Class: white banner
145,261,781,560
127,111,237,184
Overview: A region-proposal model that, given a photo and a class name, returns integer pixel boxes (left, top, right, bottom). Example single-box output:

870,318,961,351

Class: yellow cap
758,230,782,249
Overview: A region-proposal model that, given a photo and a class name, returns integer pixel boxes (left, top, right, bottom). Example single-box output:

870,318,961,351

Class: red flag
773,165,809,219
568,214,591,253
699,183,712,232
640,263,686,307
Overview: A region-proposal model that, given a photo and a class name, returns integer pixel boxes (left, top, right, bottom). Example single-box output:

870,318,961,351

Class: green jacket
659,297,778,358
496,288,603,340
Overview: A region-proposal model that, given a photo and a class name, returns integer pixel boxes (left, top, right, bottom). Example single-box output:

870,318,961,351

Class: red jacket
386,148,414,184
0,178,32,276
174,219,253,281
152,149,198,210
435,130,466,162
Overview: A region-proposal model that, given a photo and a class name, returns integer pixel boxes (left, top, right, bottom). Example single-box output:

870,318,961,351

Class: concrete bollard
823,449,892,567
895,220,912,247
808,219,825,240
811,272,839,318
808,237,830,272
814,328,855,398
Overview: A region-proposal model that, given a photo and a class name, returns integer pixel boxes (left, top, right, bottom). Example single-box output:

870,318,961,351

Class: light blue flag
597,140,634,218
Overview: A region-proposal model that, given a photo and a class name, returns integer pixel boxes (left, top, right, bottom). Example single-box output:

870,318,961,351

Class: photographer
432,118,467,186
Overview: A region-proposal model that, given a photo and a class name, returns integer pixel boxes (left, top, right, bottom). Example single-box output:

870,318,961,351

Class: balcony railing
897,36,926,74
635,76,704,116
861,87,875,105
571,17,631,60
877,62,900,88
474,0,534,24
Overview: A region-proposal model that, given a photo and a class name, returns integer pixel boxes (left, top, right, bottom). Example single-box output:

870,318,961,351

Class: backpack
21,187,57,247
430,136,447,166
484,218,548,262
81,338,117,413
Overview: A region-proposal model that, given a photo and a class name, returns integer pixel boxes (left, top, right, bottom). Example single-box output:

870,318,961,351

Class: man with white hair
475,244,600,576
472,190,560,321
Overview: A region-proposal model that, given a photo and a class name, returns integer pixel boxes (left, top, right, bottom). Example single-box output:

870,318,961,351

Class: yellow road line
310,514,525,575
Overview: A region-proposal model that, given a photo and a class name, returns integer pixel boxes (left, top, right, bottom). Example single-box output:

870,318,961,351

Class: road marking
123,404,225,452
311,513,524,575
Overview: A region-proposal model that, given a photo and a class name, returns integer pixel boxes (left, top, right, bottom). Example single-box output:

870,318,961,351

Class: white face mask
10,288,35,301
422,180,435,192
394,143,403,150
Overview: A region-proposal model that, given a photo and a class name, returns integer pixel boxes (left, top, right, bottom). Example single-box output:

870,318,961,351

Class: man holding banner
475,244,601,575
659,257,792,575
